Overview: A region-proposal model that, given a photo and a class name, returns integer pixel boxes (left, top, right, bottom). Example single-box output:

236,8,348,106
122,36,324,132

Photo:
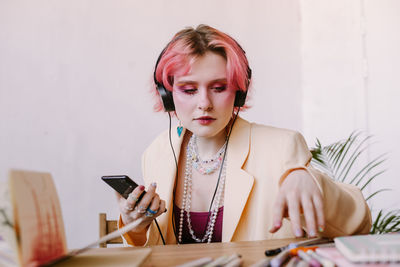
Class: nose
197,88,213,111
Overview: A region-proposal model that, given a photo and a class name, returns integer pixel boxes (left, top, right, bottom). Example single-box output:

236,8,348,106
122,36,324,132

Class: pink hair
153,24,252,112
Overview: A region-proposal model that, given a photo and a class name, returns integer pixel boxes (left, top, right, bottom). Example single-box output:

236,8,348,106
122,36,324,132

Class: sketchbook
0,170,151,267
334,233,400,263
316,247,394,267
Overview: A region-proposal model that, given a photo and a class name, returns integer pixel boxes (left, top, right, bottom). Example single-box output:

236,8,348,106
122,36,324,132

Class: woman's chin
188,127,226,139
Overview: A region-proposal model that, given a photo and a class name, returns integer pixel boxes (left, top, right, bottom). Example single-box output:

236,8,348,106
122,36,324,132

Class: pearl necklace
188,134,227,175
178,134,227,243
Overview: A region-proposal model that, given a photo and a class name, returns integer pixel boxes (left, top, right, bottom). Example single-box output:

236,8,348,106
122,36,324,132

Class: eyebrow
175,78,227,85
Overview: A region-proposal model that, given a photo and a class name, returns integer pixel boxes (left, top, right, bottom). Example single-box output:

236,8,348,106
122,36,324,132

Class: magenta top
173,203,224,243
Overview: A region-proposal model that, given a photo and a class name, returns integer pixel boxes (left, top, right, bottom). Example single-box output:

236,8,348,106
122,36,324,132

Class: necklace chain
188,135,227,175
178,134,227,243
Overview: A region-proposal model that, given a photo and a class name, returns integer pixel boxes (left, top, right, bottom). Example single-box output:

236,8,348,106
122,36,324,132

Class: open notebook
0,170,151,267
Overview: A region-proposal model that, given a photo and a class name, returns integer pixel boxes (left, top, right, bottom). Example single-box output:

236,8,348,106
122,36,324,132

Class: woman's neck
195,130,227,159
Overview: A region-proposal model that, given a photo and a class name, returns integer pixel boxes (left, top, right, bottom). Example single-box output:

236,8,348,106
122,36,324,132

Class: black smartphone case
101,175,139,199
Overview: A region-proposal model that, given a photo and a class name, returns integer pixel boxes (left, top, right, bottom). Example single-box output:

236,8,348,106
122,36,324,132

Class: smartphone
101,175,145,201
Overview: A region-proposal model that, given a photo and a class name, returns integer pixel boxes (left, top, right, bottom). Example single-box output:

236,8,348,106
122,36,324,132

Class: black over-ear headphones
153,43,252,112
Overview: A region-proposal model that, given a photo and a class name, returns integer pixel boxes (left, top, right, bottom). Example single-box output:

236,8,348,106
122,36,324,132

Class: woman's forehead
174,52,227,83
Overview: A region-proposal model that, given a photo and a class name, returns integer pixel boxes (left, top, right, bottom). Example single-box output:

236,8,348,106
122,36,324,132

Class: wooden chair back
99,213,123,247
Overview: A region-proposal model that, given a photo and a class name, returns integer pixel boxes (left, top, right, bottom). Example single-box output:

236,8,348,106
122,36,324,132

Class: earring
177,120,183,137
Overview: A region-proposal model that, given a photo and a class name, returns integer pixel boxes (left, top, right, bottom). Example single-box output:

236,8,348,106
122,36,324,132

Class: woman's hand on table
116,182,166,234
269,169,325,237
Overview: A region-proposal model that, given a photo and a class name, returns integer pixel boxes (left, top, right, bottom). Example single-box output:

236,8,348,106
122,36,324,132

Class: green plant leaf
332,132,360,174
371,210,383,234
310,132,399,234
360,170,386,191
352,156,386,186
337,135,371,182
366,189,390,201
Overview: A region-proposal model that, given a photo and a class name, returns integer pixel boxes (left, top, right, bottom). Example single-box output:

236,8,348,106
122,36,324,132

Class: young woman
117,25,371,246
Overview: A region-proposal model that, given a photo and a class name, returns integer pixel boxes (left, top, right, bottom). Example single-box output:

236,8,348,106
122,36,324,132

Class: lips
194,116,216,125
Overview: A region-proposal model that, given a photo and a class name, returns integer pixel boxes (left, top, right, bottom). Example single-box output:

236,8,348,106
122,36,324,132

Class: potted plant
310,131,400,233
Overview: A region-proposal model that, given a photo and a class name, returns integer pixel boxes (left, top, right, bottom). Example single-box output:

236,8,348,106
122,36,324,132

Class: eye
176,84,197,95
182,89,197,95
212,85,227,92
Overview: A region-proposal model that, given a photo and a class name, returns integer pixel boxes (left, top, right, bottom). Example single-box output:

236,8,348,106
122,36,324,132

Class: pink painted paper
9,170,67,267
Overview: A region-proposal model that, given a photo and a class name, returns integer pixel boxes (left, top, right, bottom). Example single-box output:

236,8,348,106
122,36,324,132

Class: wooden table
140,238,303,266
57,238,304,266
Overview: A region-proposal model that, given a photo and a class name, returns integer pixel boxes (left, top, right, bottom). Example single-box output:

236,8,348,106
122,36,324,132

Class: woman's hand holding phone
116,182,167,234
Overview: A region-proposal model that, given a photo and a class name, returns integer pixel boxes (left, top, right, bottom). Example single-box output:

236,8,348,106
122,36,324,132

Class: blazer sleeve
279,131,372,237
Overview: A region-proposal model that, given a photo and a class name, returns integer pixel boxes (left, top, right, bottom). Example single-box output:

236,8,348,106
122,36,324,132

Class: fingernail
318,226,324,232
139,185,145,191
295,229,303,237
151,182,157,187
309,230,316,237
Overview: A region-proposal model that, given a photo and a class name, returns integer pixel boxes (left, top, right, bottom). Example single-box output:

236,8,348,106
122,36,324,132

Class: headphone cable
201,110,240,239
168,112,180,243
148,114,175,246
154,219,166,245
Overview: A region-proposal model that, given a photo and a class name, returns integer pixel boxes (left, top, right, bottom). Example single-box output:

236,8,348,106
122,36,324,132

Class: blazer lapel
154,127,186,244
156,127,186,199
222,117,254,242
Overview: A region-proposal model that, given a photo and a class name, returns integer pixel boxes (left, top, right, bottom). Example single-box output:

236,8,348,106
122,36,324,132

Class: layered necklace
178,134,227,243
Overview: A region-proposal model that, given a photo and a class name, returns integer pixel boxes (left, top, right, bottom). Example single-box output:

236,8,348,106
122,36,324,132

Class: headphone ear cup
234,66,251,107
234,90,247,107
157,85,175,111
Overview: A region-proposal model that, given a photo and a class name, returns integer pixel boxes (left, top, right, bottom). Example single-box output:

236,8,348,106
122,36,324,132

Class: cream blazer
122,117,371,246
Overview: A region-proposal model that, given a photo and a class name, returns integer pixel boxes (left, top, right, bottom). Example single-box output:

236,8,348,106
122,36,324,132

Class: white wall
301,0,400,213
0,1,302,248
364,0,400,211
301,1,367,142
